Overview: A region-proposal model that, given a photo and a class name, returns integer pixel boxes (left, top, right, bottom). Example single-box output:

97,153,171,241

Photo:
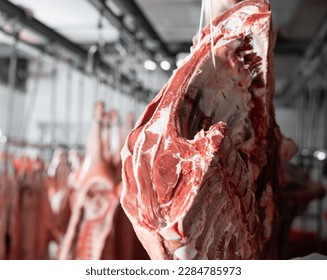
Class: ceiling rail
111,0,172,58
88,0,173,74
0,0,152,100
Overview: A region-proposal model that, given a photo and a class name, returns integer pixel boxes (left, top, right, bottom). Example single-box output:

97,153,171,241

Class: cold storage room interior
0,0,326,260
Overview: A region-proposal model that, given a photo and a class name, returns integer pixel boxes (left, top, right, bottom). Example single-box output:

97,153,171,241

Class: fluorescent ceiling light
314,150,327,161
144,60,156,71
160,60,171,71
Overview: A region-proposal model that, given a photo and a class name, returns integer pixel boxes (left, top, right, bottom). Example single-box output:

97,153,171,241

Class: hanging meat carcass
100,109,149,260
121,0,283,259
59,102,120,260
0,152,14,260
47,149,71,225
10,156,53,260
101,110,122,184
46,149,74,259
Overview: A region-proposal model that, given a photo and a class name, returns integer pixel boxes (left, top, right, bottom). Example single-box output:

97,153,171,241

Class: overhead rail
0,0,153,100
88,0,174,73
110,0,172,57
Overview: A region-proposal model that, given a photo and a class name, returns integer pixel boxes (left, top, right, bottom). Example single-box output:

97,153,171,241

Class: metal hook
97,7,106,55
85,45,98,75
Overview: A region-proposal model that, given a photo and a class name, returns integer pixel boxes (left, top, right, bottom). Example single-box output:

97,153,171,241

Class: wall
0,58,148,148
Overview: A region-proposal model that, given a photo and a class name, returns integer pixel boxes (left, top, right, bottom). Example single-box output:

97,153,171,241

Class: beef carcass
100,110,148,260
103,110,126,176
121,0,282,260
46,149,73,259
0,165,12,260
47,149,71,222
101,110,121,183
59,102,119,260
0,177,4,259
10,156,53,259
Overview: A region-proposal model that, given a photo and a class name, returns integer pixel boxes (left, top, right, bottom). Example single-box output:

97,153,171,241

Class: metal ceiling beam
0,0,86,59
87,0,173,75
111,0,173,59
0,0,152,98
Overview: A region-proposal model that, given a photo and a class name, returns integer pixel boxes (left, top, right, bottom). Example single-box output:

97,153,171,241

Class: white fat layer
47,153,61,177
239,6,260,14
132,130,147,222
121,142,131,162
50,189,65,214
132,104,173,223
174,244,198,260
175,161,182,177
159,224,182,241
79,156,92,182
148,105,173,169
164,136,172,150
223,13,244,31
147,105,172,135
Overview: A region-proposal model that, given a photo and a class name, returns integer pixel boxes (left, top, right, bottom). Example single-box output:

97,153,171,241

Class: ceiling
1,0,327,92
6,0,327,49
7,0,119,44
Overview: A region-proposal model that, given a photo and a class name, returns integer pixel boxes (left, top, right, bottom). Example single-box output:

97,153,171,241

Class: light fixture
144,60,156,71
160,60,171,71
0,134,7,144
313,150,327,161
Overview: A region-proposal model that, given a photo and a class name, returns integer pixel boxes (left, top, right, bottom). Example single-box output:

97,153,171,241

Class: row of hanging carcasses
0,102,149,260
